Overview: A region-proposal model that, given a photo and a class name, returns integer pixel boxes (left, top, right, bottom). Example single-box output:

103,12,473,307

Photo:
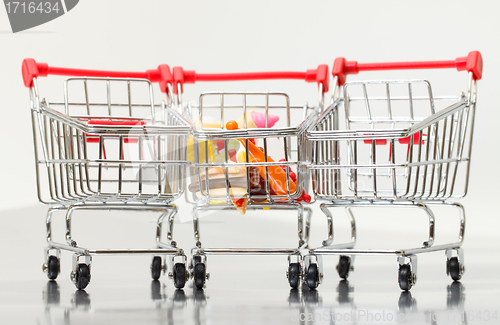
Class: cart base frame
43,203,188,290
307,201,466,291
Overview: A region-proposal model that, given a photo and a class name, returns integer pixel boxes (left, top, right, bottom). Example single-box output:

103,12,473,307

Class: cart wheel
398,264,413,291
151,256,162,280
193,256,202,264
173,263,186,289
47,256,60,280
193,263,206,289
336,255,351,279
448,257,462,281
306,264,319,290
288,263,301,289
75,264,91,290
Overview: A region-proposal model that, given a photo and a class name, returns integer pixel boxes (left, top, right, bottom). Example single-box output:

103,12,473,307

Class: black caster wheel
288,263,301,289
448,257,462,281
173,263,186,289
151,256,162,280
75,264,91,290
306,263,319,290
398,264,413,291
46,256,60,280
336,255,351,279
193,263,206,289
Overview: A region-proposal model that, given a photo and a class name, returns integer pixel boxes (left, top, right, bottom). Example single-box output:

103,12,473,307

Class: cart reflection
288,280,466,324
42,280,208,325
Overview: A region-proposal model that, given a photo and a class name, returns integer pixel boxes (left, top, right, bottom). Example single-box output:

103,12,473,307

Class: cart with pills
23,59,192,289
172,65,329,289
305,51,482,290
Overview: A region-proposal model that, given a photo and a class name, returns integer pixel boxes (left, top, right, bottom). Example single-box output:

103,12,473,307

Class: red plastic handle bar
333,51,483,86
171,64,329,94
22,58,173,93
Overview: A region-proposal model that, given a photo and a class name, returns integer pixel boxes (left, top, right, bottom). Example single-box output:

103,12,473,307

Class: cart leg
44,207,65,280
297,204,306,248
345,207,357,247
303,207,312,248
46,206,66,245
415,203,435,247
156,205,179,249
318,203,357,249
319,203,334,247
65,205,78,247
449,202,466,244
193,207,202,248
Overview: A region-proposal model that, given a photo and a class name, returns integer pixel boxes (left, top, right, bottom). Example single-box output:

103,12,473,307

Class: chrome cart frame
171,66,328,288
305,51,482,290
24,59,192,289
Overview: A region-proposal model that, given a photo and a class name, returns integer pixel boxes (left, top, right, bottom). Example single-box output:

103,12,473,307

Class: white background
0,1,499,323
0,1,498,213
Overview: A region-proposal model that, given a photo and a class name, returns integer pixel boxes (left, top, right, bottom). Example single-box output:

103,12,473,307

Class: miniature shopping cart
305,51,482,290
169,65,329,288
23,59,192,289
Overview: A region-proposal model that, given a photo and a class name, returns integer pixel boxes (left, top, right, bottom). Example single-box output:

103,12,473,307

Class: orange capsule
226,120,239,130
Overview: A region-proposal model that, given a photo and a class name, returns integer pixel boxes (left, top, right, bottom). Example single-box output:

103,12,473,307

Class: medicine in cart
173,65,327,288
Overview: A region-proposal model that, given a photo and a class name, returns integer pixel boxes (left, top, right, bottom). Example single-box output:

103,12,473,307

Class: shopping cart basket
170,65,329,288
23,59,192,289
305,51,482,290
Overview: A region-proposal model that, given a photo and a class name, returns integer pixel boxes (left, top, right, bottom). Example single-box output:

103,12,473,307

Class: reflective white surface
0,204,498,324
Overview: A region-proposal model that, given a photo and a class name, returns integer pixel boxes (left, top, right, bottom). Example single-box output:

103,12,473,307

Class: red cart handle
22,58,173,93
333,51,483,86
171,65,329,94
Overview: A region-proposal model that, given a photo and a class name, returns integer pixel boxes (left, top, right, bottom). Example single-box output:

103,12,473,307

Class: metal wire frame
185,91,320,206
30,77,192,206
307,73,477,201
191,203,312,256
303,71,476,290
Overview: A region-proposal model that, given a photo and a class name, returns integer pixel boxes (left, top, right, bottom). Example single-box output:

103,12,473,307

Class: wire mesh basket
28,68,192,205
171,66,329,212
307,56,479,201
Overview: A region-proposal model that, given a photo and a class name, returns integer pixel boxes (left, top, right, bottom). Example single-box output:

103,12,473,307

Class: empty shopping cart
305,51,482,290
24,59,192,289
